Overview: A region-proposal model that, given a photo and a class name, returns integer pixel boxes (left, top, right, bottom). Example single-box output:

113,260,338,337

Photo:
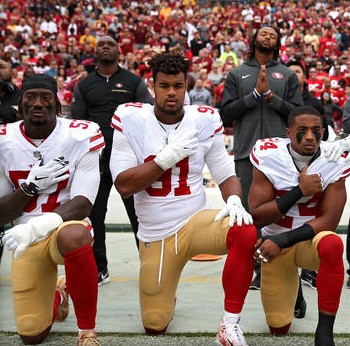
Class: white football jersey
0,118,105,225
250,137,350,236
111,102,224,242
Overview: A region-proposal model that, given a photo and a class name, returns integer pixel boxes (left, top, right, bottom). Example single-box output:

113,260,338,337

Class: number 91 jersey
111,103,223,242
250,137,350,236
0,118,105,225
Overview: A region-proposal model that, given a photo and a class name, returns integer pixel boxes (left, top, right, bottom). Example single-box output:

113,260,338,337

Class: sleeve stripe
113,114,121,123
111,122,123,132
250,151,259,165
90,132,104,143
339,172,350,180
214,125,223,133
89,141,105,152
341,167,350,175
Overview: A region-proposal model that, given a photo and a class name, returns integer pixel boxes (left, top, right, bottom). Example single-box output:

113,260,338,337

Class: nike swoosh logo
34,176,48,180
242,74,250,79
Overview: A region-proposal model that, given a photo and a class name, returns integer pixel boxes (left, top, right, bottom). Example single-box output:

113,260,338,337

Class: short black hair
287,105,322,127
287,60,305,74
148,52,191,82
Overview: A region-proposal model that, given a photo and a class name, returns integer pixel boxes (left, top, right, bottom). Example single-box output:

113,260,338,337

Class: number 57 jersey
0,118,105,225
111,103,224,242
250,137,350,236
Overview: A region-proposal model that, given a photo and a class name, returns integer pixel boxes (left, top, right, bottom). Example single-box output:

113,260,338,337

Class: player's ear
286,127,291,139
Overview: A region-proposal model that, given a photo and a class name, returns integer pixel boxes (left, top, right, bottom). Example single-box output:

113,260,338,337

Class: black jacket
0,82,20,124
220,58,302,160
71,67,153,161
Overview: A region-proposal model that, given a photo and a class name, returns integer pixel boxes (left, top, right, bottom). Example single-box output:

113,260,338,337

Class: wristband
263,224,315,249
20,182,37,197
276,186,303,215
263,89,272,96
253,88,261,101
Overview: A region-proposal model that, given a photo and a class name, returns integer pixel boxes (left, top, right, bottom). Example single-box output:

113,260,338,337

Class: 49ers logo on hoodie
272,72,283,79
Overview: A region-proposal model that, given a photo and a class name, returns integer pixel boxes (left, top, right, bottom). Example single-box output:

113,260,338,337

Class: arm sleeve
70,84,89,120
220,71,258,127
135,80,154,105
205,134,235,185
70,150,100,204
267,73,303,119
342,96,350,133
109,129,138,182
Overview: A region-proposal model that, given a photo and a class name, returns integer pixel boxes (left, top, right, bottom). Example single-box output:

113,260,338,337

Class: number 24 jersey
250,137,350,236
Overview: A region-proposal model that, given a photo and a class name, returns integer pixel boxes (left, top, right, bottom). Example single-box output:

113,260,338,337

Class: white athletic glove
2,213,63,259
23,157,69,195
324,137,350,162
154,130,198,171
214,195,253,227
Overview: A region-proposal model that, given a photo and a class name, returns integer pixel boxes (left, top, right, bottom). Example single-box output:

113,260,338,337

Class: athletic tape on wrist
263,223,315,249
276,186,303,215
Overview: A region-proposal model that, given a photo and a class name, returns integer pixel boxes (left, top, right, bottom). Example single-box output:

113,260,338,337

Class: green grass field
1,332,350,346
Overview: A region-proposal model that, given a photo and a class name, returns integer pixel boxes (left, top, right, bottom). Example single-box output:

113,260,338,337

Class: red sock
52,290,61,323
269,323,291,335
223,224,257,313
317,235,344,313
64,244,98,330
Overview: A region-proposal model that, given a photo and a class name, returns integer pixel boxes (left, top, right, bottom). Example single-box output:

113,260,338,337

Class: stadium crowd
0,0,350,129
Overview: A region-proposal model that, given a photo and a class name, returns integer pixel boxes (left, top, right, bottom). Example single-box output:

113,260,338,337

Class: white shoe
215,317,248,346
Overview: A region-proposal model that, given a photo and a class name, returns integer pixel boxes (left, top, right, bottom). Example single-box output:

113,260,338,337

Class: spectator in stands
45,59,58,78
208,61,223,87
190,31,206,58
230,31,247,61
79,27,97,48
320,91,343,129
219,45,239,67
306,66,324,96
189,77,212,106
79,44,97,74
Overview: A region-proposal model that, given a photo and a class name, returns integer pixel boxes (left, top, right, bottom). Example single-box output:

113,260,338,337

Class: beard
255,40,276,55
155,98,184,116
29,118,48,126
98,57,117,65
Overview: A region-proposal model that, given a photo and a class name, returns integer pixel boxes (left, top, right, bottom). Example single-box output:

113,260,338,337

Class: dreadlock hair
247,27,281,61
147,52,191,82
17,93,63,119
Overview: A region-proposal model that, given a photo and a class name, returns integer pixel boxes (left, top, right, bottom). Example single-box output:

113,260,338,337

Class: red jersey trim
19,122,41,147
251,151,259,165
111,122,123,132
89,141,105,152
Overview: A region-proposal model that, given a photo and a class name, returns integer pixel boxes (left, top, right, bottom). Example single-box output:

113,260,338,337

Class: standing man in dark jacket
71,36,153,285
0,59,20,124
0,58,21,268
220,26,302,289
